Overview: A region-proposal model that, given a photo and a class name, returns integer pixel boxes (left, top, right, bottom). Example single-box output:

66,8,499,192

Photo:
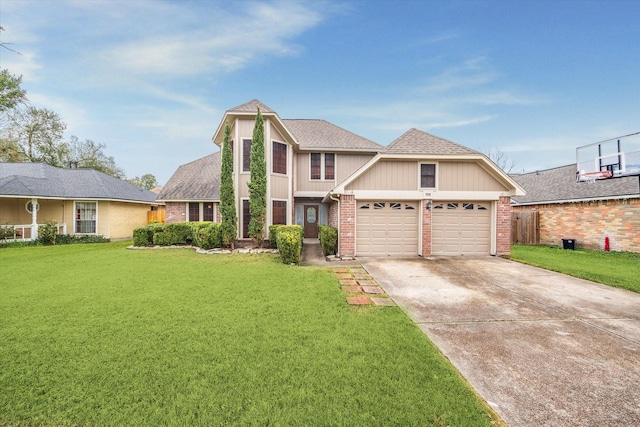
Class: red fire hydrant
604,236,610,252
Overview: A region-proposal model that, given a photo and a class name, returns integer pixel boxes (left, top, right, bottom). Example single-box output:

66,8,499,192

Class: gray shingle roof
383,128,479,155
282,119,382,151
228,99,275,114
0,162,158,203
157,152,220,201
511,164,640,204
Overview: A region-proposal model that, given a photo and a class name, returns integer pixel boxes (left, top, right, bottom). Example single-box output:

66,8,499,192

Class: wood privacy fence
147,210,166,223
511,211,540,245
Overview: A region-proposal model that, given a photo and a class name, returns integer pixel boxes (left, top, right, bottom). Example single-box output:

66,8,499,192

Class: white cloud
421,57,498,93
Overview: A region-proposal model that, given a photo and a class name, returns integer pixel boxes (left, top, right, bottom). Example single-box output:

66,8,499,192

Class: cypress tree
220,121,237,248
248,108,267,247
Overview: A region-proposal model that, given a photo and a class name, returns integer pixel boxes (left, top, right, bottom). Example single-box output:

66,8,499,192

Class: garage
356,201,419,256
432,201,491,256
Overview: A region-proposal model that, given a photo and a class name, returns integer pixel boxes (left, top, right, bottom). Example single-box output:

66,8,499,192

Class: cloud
421,57,498,93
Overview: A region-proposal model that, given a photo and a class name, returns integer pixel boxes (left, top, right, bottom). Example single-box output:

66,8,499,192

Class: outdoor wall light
426,201,432,210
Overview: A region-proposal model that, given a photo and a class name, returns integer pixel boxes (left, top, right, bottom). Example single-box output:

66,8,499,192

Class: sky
1,0,638,184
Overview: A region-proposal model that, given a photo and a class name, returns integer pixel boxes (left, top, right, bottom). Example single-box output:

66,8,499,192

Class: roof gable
0,163,159,203
157,152,221,201
511,164,640,204
384,128,479,155
227,99,275,114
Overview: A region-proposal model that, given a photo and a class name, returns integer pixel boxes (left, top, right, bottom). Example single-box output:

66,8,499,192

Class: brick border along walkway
332,267,396,306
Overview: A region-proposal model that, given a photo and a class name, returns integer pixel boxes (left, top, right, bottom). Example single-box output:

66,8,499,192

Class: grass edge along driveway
0,242,501,426
510,244,640,293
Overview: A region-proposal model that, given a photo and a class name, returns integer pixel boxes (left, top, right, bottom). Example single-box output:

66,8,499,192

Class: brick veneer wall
422,200,432,257
328,200,338,228
496,196,512,255
512,198,640,252
166,202,186,224
338,195,355,256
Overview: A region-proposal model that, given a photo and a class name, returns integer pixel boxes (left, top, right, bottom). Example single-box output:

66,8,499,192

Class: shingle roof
282,119,382,151
383,128,479,155
510,164,640,204
227,99,275,114
0,162,158,203
157,152,220,201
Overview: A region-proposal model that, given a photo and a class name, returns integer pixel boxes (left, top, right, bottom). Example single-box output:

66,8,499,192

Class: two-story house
157,100,524,257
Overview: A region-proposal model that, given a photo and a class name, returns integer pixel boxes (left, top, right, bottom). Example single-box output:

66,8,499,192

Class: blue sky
1,0,638,184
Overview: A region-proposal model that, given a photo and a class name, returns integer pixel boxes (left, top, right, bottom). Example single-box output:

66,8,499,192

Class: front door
304,205,318,238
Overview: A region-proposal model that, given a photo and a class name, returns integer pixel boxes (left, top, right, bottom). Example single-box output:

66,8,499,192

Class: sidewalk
300,238,360,267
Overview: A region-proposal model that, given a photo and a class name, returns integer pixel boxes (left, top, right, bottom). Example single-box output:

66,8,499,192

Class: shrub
318,224,338,256
277,228,303,264
193,222,222,250
54,234,110,244
133,225,156,246
164,223,194,245
269,225,283,249
153,231,173,246
38,220,59,245
0,224,15,240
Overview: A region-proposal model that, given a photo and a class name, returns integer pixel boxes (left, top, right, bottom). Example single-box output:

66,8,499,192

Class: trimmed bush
193,222,222,250
269,225,283,249
54,234,110,244
133,225,157,246
153,231,173,246
318,224,338,256
277,227,303,264
164,223,194,245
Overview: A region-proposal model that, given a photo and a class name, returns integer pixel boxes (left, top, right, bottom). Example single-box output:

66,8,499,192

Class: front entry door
304,205,318,238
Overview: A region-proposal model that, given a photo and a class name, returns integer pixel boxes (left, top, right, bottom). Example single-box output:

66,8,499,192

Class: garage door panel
357,201,418,257
432,201,491,256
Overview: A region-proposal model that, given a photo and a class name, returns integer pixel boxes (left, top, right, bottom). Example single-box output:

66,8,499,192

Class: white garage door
432,201,491,256
356,201,419,257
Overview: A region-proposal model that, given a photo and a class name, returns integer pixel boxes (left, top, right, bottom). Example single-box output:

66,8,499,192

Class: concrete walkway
300,239,359,267
361,257,640,427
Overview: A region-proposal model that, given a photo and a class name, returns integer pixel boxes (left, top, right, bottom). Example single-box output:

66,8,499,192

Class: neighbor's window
75,202,97,234
242,139,252,172
272,141,287,175
324,153,335,180
310,153,321,180
421,163,436,188
272,200,287,225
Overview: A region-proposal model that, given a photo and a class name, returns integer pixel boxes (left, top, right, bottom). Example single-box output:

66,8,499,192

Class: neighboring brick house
0,162,161,241
511,164,640,252
158,99,524,257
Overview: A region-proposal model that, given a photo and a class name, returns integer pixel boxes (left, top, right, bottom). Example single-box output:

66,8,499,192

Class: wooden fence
147,210,166,223
511,211,540,245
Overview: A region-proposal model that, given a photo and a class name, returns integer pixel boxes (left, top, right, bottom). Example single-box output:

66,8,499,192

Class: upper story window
272,141,287,175
420,163,436,188
242,139,252,172
310,153,336,180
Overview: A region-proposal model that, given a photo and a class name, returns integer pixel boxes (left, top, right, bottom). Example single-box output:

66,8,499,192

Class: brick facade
337,195,355,256
328,200,338,228
421,200,432,257
512,198,640,252
166,202,187,224
496,196,512,255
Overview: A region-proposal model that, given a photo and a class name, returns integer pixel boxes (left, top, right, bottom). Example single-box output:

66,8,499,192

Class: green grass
0,242,498,426
510,244,640,293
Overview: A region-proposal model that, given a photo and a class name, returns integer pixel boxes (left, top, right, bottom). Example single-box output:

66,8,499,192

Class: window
310,153,336,180
272,141,287,175
242,139,252,172
203,203,214,221
189,202,200,222
373,202,385,209
324,153,335,180
75,202,97,234
242,200,251,238
310,153,321,179
420,163,436,188
272,200,287,225
359,203,370,209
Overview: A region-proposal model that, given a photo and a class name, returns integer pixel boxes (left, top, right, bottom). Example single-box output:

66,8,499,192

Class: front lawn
0,243,498,426
510,244,640,293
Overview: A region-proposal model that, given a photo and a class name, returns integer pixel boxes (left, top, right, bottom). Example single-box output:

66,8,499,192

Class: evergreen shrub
318,224,338,256
276,227,302,264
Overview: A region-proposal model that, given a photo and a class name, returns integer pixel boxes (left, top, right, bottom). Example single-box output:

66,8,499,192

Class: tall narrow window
272,200,286,225
188,202,200,222
324,153,335,180
203,203,214,221
242,139,252,172
421,163,436,188
75,202,97,234
242,200,251,238
310,153,321,180
272,141,287,175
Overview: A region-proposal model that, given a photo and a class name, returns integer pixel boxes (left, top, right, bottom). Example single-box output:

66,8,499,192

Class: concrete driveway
361,257,640,427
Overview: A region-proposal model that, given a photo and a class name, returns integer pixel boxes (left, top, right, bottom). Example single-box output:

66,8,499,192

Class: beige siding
336,153,375,183
238,174,250,198
295,153,335,192
270,175,289,199
270,124,285,143
108,201,153,240
439,162,507,191
348,160,417,191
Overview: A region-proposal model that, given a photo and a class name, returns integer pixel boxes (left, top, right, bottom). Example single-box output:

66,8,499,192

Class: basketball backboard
576,132,640,182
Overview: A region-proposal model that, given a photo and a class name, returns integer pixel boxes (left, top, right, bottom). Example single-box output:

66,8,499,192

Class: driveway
361,257,640,427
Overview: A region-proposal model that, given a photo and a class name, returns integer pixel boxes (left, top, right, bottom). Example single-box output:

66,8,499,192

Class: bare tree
483,147,516,173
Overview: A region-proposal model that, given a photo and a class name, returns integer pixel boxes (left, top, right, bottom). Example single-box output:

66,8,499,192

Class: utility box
562,239,576,250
